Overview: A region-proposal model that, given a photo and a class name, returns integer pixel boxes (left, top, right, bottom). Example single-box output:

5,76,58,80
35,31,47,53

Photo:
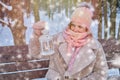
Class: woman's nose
74,26,79,31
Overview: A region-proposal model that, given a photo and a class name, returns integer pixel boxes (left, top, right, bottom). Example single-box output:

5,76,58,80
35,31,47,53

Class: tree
118,23,120,39
91,0,103,39
8,0,26,45
109,0,117,38
103,0,108,39
32,0,40,22
0,0,31,45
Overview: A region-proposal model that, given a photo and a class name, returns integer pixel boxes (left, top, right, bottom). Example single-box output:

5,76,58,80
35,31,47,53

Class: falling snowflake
17,54,22,58
16,49,22,54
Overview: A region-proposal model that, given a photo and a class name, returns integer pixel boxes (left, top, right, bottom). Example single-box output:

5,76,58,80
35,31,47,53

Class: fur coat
29,33,108,80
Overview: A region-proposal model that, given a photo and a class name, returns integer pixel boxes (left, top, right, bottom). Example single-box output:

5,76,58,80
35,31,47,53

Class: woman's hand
32,21,46,37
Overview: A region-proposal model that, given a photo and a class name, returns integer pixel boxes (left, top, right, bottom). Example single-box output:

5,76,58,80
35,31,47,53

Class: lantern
39,23,54,56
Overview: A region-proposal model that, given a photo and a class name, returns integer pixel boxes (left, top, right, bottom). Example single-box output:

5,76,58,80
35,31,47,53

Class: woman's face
69,22,87,33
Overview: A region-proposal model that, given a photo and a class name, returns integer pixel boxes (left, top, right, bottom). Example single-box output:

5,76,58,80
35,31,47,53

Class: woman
29,2,108,80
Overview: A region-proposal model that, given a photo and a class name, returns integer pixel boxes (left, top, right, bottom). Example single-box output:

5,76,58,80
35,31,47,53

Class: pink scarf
63,28,89,71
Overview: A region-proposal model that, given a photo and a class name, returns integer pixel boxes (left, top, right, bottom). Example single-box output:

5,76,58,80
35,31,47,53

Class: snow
0,24,14,46
108,68,120,76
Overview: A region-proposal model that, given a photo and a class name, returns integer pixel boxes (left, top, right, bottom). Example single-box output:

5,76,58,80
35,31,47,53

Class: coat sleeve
29,33,65,80
45,55,63,80
82,44,108,80
45,33,66,80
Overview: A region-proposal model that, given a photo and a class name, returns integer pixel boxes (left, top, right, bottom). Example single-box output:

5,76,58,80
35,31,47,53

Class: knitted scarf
63,27,89,71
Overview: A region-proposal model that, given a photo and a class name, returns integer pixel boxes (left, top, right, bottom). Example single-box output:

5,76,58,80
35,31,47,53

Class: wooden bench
0,39,120,80
0,45,49,80
99,39,120,69
99,39,120,80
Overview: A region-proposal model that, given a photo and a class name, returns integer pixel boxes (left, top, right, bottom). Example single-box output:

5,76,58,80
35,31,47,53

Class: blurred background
0,0,120,79
0,0,120,46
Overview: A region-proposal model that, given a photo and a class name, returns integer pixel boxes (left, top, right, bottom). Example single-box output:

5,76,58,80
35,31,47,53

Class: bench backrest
99,39,120,68
0,39,120,80
0,45,49,80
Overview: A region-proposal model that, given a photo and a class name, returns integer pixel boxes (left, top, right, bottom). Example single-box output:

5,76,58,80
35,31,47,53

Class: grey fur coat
29,33,108,80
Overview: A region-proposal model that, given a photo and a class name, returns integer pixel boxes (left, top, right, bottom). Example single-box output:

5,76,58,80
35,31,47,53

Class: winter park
0,0,120,80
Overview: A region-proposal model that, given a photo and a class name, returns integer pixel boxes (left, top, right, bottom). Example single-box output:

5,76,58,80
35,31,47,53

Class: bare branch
0,19,9,26
0,1,12,11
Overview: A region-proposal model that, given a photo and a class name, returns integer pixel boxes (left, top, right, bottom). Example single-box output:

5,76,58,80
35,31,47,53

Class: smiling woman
29,2,108,80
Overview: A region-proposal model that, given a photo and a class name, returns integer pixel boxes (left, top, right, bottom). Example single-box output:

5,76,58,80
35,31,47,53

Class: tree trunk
110,0,117,38
24,0,31,17
103,0,108,39
118,23,120,39
92,0,102,39
33,0,40,22
8,0,26,45
11,26,26,45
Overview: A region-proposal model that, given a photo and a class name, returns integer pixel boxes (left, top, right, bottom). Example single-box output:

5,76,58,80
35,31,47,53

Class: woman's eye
78,26,82,28
71,24,75,27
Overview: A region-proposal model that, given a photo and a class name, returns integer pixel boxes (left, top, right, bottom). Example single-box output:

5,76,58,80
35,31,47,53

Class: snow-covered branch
0,1,12,11
0,19,9,25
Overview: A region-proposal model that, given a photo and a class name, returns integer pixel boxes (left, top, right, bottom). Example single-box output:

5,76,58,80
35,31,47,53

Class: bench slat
0,68,48,75
0,45,49,79
0,60,49,73
0,70,48,80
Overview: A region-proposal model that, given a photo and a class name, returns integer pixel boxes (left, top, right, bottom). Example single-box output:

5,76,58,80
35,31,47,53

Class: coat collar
58,36,99,76
86,38,100,49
